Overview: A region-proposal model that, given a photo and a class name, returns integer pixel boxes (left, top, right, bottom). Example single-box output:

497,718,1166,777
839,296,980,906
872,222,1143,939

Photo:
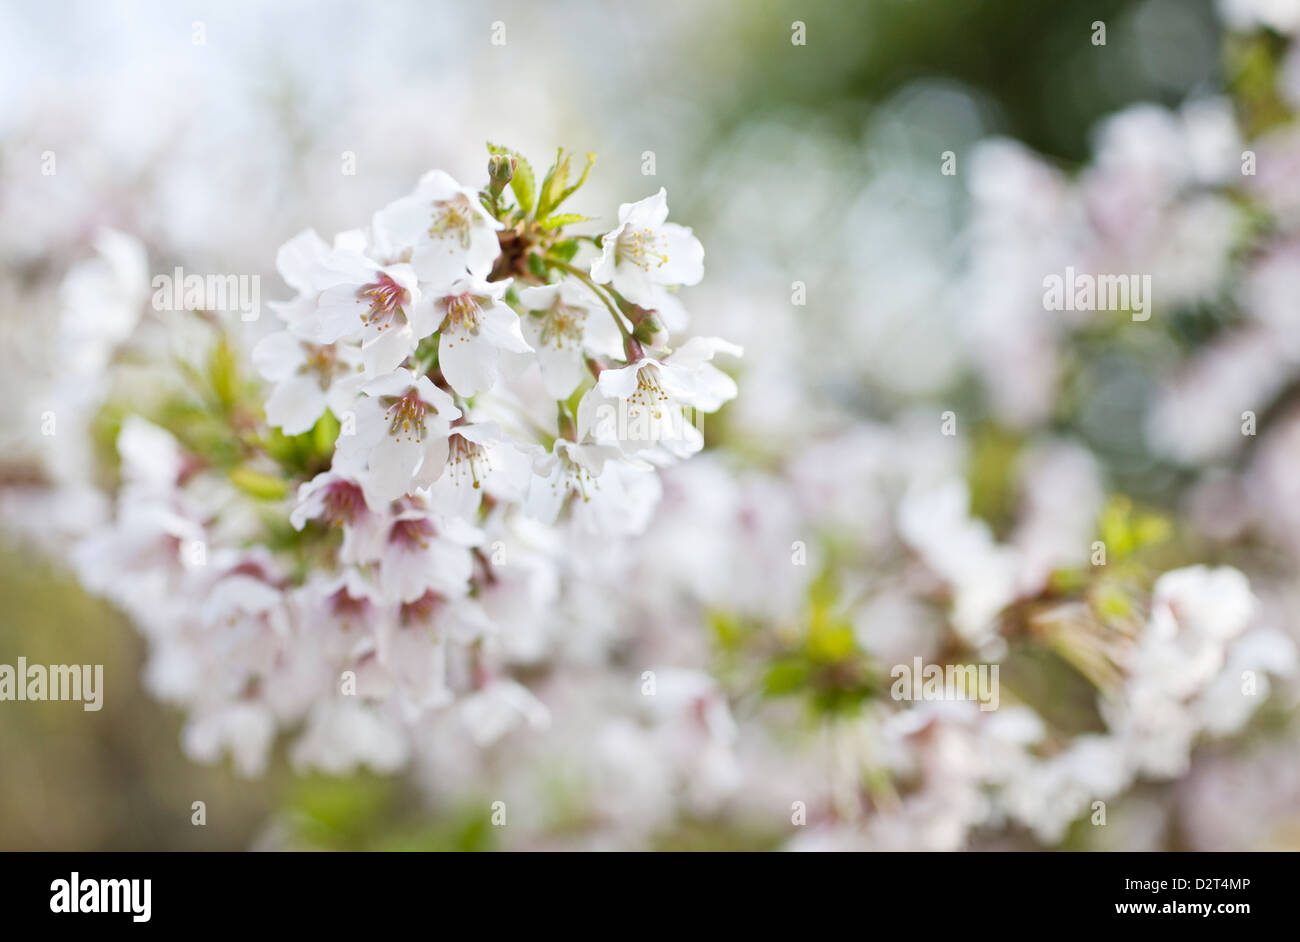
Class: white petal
595,360,650,399
265,374,329,435
276,229,330,294
298,283,365,343
367,434,422,502
361,323,415,376
658,223,704,286
481,302,533,354
251,330,305,382
440,328,497,397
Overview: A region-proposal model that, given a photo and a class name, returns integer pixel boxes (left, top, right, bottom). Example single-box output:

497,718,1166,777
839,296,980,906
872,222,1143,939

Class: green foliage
539,212,593,231
228,466,289,501
548,237,580,263
1098,496,1172,564
284,774,497,851
965,423,1023,537
761,576,879,716
536,148,595,221
261,412,338,475
1226,30,1293,139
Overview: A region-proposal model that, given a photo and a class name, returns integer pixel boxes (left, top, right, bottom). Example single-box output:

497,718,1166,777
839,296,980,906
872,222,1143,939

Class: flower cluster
69,147,741,776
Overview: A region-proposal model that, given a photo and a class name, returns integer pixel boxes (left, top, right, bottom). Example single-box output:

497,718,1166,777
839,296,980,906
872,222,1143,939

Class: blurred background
5,0,1299,851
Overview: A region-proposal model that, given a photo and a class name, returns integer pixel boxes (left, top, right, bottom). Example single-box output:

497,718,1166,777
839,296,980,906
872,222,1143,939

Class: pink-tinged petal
383,262,420,297
289,474,331,530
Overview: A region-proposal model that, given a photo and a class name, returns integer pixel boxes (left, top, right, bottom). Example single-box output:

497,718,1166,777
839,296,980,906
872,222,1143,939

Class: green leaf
208,335,240,413
536,148,568,220
554,151,595,212
536,150,595,219
511,156,535,215
539,213,592,231
313,410,340,455
548,237,580,263
762,658,810,697
229,466,289,500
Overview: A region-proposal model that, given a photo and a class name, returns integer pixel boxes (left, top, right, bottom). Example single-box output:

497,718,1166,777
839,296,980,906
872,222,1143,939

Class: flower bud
488,154,516,197
632,313,665,346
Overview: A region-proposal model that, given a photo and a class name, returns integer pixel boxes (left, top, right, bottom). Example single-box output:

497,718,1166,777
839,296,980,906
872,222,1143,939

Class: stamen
539,302,587,349
300,342,343,391
328,586,370,620
401,589,446,625
429,196,474,249
447,433,489,489
442,292,485,345
382,391,430,442
388,516,434,550
617,226,669,272
321,479,367,526
627,366,669,421
357,273,407,331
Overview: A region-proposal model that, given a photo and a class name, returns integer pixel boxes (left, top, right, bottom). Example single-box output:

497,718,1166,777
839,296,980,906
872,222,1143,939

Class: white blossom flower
457,678,551,746
371,169,503,288
269,227,368,326
518,279,622,398
427,421,537,517
182,702,276,778
590,187,703,305
289,471,386,565
332,368,461,503
291,702,410,775
59,227,149,375
526,439,661,534
251,331,364,435
578,337,742,459
433,276,532,397
370,497,479,603
293,252,434,377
